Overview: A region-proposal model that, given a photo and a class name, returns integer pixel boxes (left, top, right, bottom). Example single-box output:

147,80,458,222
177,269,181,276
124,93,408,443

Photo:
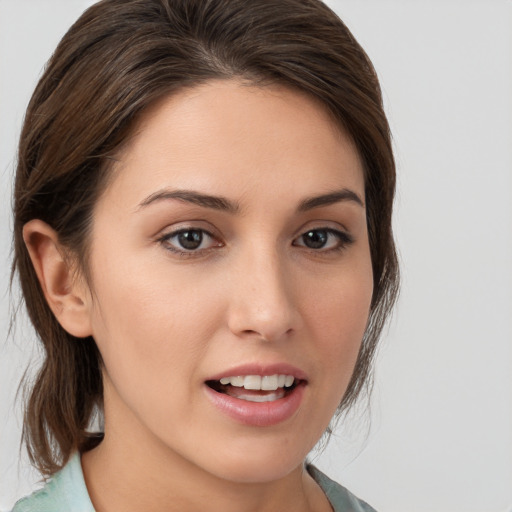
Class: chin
211,457,304,484
192,435,313,484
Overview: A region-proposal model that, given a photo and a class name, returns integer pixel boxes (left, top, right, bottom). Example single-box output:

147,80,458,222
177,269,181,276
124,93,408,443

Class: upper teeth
219,374,295,391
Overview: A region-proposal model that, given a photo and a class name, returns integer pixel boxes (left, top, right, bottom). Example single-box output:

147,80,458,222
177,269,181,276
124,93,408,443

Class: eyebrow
136,187,364,214
137,189,241,214
298,188,364,211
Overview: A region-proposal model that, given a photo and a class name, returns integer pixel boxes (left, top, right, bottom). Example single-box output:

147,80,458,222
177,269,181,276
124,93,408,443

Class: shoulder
307,465,377,512
10,453,95,512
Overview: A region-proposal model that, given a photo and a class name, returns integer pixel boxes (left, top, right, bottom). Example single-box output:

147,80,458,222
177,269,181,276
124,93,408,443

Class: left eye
160,228,220,252
293,228,352,251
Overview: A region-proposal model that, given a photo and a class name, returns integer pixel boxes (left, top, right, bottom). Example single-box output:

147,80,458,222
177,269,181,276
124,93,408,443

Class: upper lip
206,363,308,382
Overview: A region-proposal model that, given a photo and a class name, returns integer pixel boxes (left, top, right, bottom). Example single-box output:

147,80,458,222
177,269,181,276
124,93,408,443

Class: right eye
159,228,222,254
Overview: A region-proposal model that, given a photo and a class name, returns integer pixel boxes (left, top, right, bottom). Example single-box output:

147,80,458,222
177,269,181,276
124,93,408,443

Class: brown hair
13,0,399,475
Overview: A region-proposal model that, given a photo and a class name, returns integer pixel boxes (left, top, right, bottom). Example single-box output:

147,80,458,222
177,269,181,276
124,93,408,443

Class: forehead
99,79,364,210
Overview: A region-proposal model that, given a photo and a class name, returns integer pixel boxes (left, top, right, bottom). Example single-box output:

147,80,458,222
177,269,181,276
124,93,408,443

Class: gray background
1,1,511,511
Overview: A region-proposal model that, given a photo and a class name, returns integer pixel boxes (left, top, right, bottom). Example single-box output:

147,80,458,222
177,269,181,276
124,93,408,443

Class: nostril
239,327,294,342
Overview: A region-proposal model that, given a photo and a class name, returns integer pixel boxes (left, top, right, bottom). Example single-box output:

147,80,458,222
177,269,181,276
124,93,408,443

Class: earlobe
23,219,93,338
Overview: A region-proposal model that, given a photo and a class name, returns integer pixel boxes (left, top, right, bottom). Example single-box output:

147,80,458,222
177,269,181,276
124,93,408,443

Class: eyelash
157,227,354,258
292,228,354,252
157,228,220,258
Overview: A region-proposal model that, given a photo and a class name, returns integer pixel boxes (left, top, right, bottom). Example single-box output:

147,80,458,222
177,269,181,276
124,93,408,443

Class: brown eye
301,230,328,249
177,230,204,250
160,228,221,253
293,228,353,251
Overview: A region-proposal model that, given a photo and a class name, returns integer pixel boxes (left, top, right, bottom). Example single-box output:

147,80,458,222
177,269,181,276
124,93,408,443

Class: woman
11,0,399,510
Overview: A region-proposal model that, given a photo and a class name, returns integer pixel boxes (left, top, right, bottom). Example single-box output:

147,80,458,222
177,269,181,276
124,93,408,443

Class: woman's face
84,80,373,483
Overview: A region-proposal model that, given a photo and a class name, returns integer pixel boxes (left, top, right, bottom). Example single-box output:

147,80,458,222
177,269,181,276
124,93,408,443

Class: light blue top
11,453,93,512
11,453,376,512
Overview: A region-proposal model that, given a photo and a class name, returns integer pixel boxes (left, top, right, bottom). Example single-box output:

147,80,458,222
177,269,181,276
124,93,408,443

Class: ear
23,219,93,338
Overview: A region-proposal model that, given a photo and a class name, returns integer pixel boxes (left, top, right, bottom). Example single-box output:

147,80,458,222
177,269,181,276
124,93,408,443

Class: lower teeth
229,389,287,402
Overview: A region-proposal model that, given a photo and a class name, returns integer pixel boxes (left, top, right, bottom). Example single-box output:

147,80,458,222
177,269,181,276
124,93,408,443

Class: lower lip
204,383,306,427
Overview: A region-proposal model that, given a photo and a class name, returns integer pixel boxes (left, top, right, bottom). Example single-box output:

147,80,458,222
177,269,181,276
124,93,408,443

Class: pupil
303,230,327,249
178,230,203,250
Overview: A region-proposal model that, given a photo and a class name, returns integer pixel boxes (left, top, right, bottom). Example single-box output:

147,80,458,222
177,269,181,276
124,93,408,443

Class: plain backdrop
1,1,511,511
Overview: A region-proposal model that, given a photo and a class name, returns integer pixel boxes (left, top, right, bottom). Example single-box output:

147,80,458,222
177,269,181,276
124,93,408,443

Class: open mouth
206,374,301,403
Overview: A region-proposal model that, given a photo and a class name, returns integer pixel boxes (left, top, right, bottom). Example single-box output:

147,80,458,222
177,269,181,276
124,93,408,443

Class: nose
226,246,299,343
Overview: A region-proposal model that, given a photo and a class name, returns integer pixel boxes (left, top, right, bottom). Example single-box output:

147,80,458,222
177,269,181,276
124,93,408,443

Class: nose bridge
227,239,297,342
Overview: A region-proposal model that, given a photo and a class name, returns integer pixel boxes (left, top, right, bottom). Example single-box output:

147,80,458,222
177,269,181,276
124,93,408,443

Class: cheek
87,271,223,433
303,257,373,387
86,250,221,392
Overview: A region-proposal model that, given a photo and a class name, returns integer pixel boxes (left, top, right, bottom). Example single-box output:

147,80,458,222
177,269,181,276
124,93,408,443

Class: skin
24,80,373,512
